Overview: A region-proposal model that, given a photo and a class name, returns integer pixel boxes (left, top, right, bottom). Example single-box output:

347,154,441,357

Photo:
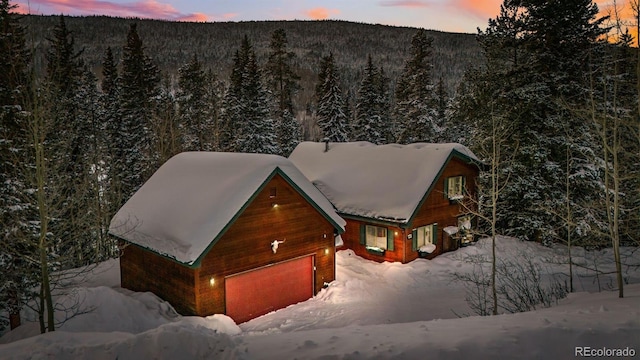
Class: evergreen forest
1,0,638,334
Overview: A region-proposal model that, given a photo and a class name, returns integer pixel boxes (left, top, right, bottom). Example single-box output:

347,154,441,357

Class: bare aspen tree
457,103,517,315
588,4,630,298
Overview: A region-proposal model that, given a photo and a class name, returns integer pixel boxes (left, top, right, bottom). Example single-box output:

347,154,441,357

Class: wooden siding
120,244,197,314
407,156,479,261
195,174,336,316
341,218,407,263
341,156,479,264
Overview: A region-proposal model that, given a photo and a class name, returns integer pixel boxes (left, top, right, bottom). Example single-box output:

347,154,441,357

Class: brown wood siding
341,218,406,263
120,244,197,314
339,156,479,264
408,157,479,261
195,174,336,316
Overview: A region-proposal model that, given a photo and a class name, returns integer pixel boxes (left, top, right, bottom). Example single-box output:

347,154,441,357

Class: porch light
272,203,278,208
209,277,215,287
324,248,329,255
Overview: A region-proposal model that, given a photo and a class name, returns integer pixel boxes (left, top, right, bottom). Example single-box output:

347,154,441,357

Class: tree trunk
8,289,21,330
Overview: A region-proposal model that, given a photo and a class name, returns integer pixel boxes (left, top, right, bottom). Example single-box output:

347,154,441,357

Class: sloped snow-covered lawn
1,237,639,359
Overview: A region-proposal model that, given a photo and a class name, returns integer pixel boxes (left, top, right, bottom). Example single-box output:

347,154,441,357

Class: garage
225,255,314,323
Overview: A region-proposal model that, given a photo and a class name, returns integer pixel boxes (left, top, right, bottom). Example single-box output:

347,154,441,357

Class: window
415,224,436,249
359,225,394,252
458,215,473,244
365,225,388,250
446,176,465,200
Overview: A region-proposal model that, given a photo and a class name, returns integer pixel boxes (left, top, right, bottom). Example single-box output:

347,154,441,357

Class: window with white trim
415,224,436,248
365,225,388,250
446,176,464,200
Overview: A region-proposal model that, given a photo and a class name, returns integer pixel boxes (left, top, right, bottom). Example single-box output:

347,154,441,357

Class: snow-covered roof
109,152,346,266
288,141,479,223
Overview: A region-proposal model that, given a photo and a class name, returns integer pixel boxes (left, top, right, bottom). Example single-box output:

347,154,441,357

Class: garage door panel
225,256,313,323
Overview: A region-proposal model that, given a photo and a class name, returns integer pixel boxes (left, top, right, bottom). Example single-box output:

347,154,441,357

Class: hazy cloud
15,0,219,22
452,0,501,19
379,1,430,8
306,7,340,20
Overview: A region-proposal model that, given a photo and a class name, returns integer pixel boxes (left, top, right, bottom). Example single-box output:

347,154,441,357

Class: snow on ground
1,237,639,359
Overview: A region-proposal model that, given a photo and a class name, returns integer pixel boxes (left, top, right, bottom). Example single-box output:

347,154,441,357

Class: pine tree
76,64,113,260
204,69,224,151
264,29,301,156
99,46,125,221
354,55,390,144
316,52,348,142
0,0,35,332
219,48,246,152
178,54,211,151
447,69,478,145
117,23,160,201
236,48,278,154
434,77,449,142
394,30,439,144
221,35,278,154
44,15,97,268
459,0,608,243
152,76,180,166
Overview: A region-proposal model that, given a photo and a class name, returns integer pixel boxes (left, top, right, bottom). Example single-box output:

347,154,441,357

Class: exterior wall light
209,277,215,287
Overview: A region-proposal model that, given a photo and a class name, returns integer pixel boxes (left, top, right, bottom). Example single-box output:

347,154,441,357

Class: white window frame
365,225,387,250
415,224,435,248
447,176,464,200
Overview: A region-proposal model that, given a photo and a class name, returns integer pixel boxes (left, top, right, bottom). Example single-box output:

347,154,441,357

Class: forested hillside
21,15,481,105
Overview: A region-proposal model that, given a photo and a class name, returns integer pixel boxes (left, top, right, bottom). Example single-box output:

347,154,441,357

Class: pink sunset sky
13,0,632,34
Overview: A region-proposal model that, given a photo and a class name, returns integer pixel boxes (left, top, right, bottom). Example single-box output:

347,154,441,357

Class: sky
13,0,635,35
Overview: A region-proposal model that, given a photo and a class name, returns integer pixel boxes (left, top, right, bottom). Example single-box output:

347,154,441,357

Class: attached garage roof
288,141,480,224
109,152,346,266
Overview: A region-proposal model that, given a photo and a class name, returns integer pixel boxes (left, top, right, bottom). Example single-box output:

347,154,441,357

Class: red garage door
225,256,314,323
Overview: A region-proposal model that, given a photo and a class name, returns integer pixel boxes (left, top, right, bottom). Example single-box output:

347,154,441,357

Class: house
288,141,482,263
109,152,345,323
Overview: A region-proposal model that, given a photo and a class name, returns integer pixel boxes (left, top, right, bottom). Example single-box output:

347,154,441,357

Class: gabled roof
288,141,480,225
109,152,346,267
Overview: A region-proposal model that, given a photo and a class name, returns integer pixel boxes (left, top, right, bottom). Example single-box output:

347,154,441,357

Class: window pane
424,226,432,245
415,228,422,247
448,176,464,198
415,225,435,248
366,225,387,249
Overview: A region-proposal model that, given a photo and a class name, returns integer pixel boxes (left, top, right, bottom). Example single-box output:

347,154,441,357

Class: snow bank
240,285,640,359
2,237,638,360
1,320,241,360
